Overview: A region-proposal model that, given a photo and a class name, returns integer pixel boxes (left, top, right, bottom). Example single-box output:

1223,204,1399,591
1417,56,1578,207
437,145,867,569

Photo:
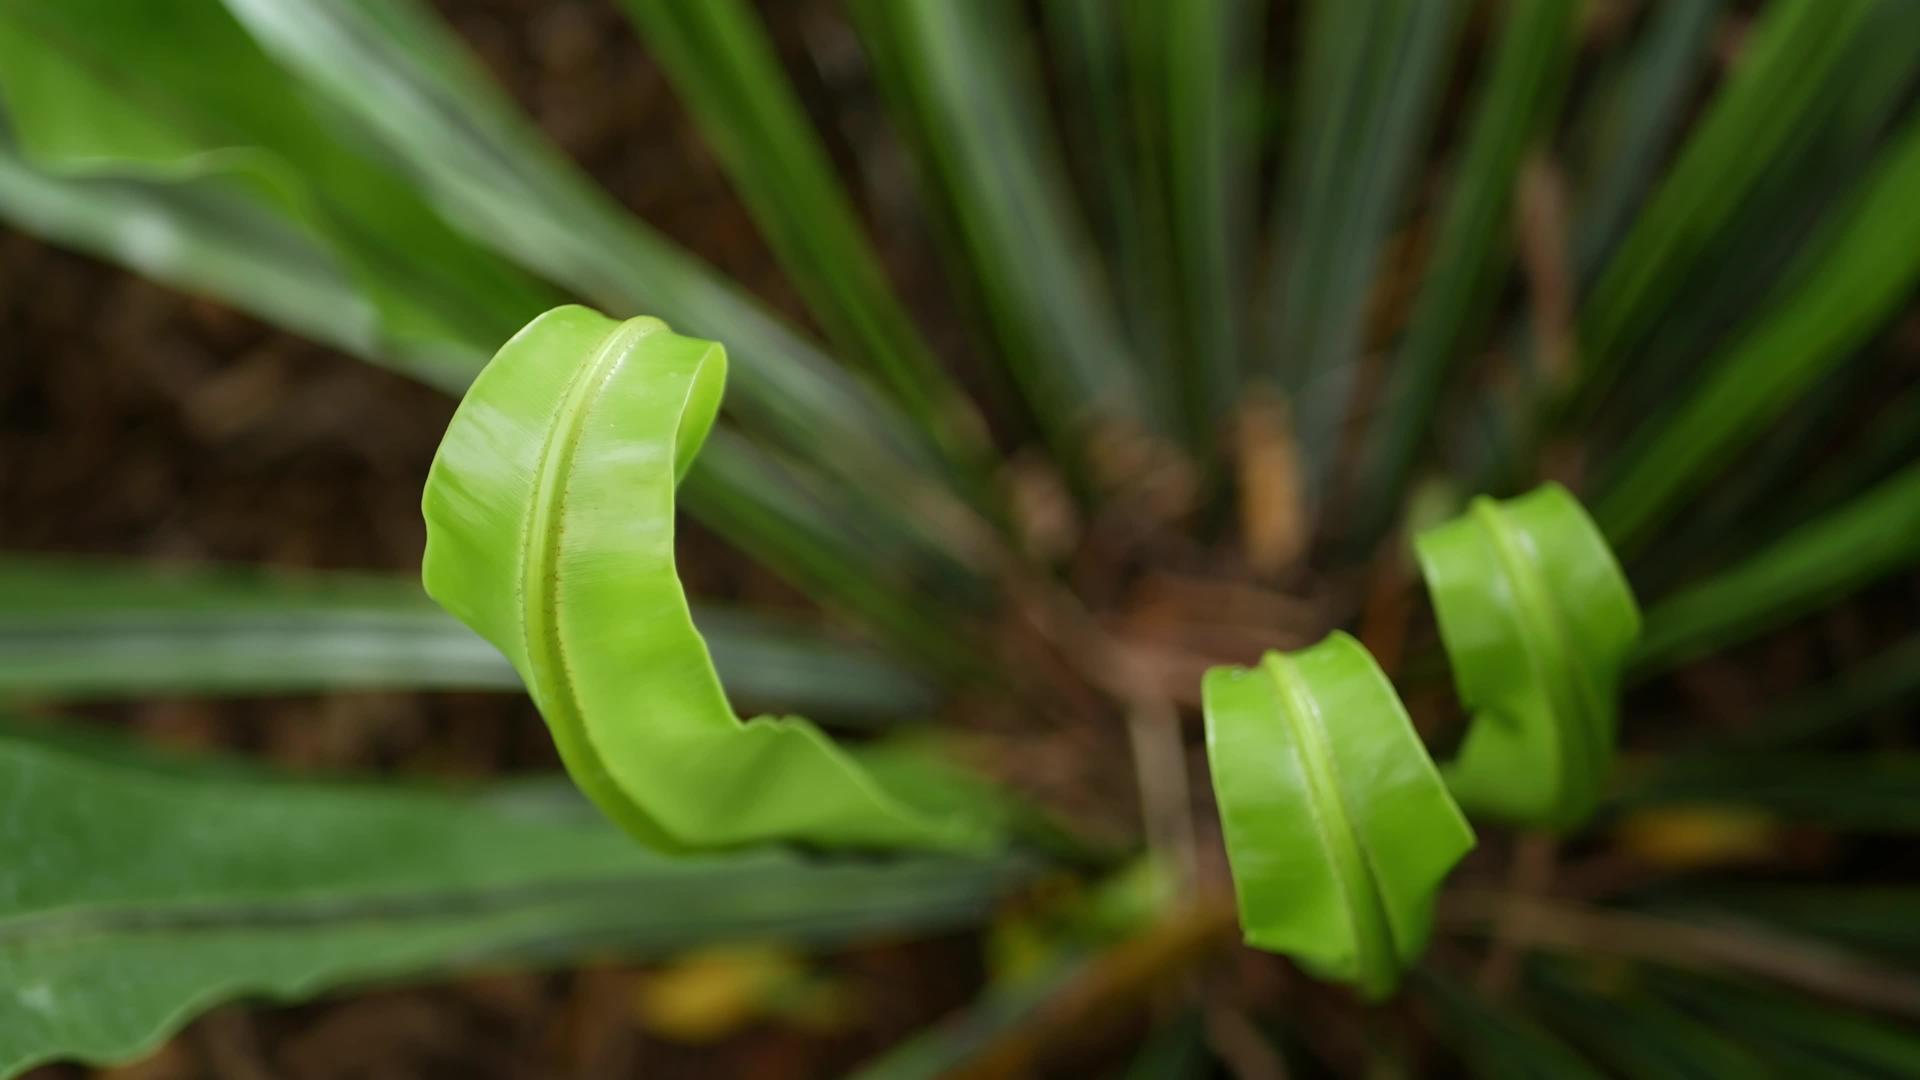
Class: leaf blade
421,307,1003,852
1203,632,1473,998
0,733,1027,1075
1415,485,1641,828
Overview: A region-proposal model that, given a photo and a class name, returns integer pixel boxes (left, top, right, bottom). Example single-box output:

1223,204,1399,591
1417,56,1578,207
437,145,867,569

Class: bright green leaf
0,734,1027,1075
421,306,1003,853
1415,484,1641,828
1203,632,1473,999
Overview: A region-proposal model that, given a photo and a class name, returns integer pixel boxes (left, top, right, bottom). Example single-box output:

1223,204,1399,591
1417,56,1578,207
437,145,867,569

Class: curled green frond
1203,632,1475,999
422,306,1002,854
1416,484,1641,829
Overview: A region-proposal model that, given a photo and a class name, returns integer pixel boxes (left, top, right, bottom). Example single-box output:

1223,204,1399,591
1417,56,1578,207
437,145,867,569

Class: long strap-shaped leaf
422,306,999,854
0,732,1026,1075
1415,484,1641,828
1203,632,1474,999
1352,0,1579,539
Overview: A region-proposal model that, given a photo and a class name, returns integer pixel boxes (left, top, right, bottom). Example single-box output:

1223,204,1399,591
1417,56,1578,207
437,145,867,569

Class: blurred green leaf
1045,0,1165,379
1566,0,1728,282
1268,0,1464,522
215,0,974,517
0,0,555,367
846,0,1159,469
1651,887,1920,960
1613,753,1920,831
422,307,1003,853
1719,635,1920,749
1129,0,1257,438
1647,970,1920,1075
1633,460,1920,670
0,125,484,392
0,557,939,722
1418,971,1606,1080
0,733,1028,1075
1529,963,1769,1080
616,0,991,478
1575,0,1896,402
1203,632,1473,998
1416,485,1640,828
1593,63,1920,548
1354,0,1578,539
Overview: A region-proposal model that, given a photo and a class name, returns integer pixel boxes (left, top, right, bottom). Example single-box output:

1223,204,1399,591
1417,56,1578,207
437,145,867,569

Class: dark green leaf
846,0,1161,467
0,557,939,722
1633,460,1920,670
616,0,991,475
1593,80,1920,549
0,734,1027,1075
1353,0,1579,538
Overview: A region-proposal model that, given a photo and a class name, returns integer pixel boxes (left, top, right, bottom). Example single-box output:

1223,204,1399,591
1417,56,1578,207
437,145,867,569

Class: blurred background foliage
1,0,1918,1075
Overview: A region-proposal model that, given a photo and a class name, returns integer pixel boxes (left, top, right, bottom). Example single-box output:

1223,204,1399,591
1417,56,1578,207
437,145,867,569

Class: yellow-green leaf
421,306,1000,854
1415,484,1641,828
1202,632,1474,999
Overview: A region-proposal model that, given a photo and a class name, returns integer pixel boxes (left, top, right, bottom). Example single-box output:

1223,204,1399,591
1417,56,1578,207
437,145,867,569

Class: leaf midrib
1470,498,1606,821
1261,651,1396,991
517,320,657,807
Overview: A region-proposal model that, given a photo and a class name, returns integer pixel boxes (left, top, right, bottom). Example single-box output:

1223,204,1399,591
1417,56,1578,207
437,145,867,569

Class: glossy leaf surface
0,734,1026,1075
421,307,1001,853
1202,632,1473,998
1416,484,1641,828
0,0,555,371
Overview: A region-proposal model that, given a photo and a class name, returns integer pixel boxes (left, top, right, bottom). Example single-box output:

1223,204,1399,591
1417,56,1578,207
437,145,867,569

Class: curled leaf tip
422,305,1001,854
1203,632,1474,999
1415,483,1641,829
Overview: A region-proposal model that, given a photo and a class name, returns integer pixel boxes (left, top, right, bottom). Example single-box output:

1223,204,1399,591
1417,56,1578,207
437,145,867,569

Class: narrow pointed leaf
1130,0,1257,437
1647,970,1920,1075
1203,632,1473,998
1575,0,1885,399
1529,964,1770,1080
1415,484,1641,828
846,0,1159,465
1566,0,1727,282
1268,0,1465,517
0,558,937,722
0,734,1027,1075
1419,972,1607,1080
1595,105,1920,548
1354,0,1579,538
1614,753,1920,831
0,0,556,363
422,306,1002,852
1633,460,1920,670
217,0,973,512
616,0,989,474
0,126,483,392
